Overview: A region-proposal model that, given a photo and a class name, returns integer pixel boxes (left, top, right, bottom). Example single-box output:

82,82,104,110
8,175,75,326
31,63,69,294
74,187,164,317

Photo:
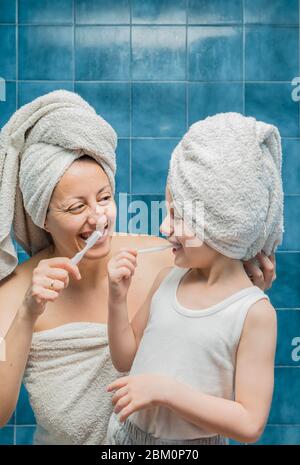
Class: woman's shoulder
112,233,175,269
0,247,51,336
112,233,169,248
0,247,51,287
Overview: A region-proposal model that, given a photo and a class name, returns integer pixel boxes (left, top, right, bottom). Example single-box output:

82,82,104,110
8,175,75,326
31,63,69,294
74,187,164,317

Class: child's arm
107,247,172,372
160,298,277,443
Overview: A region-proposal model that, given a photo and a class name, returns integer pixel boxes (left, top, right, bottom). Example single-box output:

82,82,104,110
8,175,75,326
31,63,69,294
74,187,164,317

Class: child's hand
107,374,172,423
107,248,138,300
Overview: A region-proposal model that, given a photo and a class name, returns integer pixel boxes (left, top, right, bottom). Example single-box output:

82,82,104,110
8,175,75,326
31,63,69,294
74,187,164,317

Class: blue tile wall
0,0,299,446
0,0,15,23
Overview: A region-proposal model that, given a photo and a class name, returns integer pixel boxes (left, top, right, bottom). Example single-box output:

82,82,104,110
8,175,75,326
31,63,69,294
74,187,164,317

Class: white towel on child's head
167,112,284,260
0,90,117,281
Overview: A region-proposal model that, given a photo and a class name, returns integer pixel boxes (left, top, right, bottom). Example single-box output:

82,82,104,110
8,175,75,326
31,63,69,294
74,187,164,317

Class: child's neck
193,256,250,288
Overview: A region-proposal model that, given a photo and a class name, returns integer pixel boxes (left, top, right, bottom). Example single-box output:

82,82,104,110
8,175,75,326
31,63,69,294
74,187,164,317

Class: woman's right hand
22,257,81,319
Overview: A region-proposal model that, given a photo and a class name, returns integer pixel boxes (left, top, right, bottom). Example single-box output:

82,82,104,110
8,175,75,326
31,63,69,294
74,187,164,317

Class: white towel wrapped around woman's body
23,322,125,445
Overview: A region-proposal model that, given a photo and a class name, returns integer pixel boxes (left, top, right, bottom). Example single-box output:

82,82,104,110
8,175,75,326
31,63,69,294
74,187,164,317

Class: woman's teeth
79,224,108,240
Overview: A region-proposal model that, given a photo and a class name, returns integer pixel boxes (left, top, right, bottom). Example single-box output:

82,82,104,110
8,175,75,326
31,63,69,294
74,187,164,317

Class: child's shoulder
242,297,277,336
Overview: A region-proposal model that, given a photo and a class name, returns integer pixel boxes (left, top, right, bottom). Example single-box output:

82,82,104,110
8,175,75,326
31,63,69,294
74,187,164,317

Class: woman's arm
0,256,81,427
159,298,277,443
0,301,37,427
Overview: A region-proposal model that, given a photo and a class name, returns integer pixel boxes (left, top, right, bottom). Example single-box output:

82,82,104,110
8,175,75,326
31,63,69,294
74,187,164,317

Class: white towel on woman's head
167,112,284,260
0,90,117,281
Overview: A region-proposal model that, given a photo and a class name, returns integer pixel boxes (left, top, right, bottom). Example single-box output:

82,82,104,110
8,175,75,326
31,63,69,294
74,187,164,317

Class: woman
0,91,276,445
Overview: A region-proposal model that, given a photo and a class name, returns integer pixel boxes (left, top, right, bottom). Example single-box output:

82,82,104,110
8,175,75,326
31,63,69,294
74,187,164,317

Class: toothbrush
71,230,103,265
137,244,174,254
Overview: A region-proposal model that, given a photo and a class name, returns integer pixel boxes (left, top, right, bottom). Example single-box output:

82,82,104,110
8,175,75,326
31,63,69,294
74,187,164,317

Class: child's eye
98,196,111,203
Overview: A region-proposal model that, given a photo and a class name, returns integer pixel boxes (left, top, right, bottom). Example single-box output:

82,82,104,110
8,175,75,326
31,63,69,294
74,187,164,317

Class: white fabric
167,112,284,260
128,266,269,440
23,322,127,445
0,90,117,281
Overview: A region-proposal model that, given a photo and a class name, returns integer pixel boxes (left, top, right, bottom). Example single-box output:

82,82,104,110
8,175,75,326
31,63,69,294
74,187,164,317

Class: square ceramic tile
132,26,186,80
19,26,73,80
188,0,242,24
244,0,299,24
245,26,298,81
245,84,299,138
0,0,16,23
132,83,186,137
132,0,186,24
0,26,16,80
75,0,130,24
75,26,130,80
19,0,73,24
132,139,178,194
75,82,130,137
188,26,242,80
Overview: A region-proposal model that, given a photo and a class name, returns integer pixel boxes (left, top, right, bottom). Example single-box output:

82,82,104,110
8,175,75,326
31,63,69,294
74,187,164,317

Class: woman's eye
69,205,84,212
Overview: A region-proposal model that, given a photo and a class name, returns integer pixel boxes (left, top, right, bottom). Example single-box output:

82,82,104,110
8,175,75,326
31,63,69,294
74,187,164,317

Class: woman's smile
77,223,110,249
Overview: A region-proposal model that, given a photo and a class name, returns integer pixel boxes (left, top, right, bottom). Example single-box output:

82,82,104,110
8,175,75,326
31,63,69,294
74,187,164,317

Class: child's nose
160,215,173,237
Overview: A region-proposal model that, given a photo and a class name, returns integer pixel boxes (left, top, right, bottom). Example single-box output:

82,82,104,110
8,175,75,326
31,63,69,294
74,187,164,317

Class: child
105,112,283,445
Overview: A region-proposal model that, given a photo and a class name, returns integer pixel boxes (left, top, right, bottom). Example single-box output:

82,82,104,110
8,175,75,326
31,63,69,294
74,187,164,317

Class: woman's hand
108,248,138,301
107,374,171,423
243,253,276,291
22,257,81,319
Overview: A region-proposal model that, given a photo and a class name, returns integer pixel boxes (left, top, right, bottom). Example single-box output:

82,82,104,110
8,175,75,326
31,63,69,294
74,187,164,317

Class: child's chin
174,254,189,267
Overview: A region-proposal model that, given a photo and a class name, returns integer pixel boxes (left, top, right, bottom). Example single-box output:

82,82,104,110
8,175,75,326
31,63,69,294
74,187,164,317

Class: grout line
3,23,298,27
275,366,300,368
72,0,75,90
242,0,245,114
15,0,18,109
11,80,298,84
185,0,188,130
298,0,300,137
129,0,132,197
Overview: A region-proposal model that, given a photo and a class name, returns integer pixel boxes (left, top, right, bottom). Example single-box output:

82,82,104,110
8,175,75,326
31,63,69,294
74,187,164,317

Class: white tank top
128,266,270,440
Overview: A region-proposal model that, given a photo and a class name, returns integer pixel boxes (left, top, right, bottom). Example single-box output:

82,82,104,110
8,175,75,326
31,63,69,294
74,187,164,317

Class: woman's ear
44,216,49,232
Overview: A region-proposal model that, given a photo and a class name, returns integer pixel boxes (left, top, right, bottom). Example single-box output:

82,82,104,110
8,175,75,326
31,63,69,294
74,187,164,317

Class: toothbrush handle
71,252,83,265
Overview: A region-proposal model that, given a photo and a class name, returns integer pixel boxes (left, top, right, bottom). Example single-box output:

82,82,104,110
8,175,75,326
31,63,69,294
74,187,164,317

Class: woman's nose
87,205,107,228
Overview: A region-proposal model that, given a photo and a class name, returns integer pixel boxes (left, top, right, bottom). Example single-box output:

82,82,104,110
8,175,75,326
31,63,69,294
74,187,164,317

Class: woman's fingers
40,277,65,292
114,394,131,414
255,252,275,290
243,253,276,291
46,268,70,287
34,288,59,303
243,260,264,290
269,254,277,281
43,257,81,280
112,386,128,405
